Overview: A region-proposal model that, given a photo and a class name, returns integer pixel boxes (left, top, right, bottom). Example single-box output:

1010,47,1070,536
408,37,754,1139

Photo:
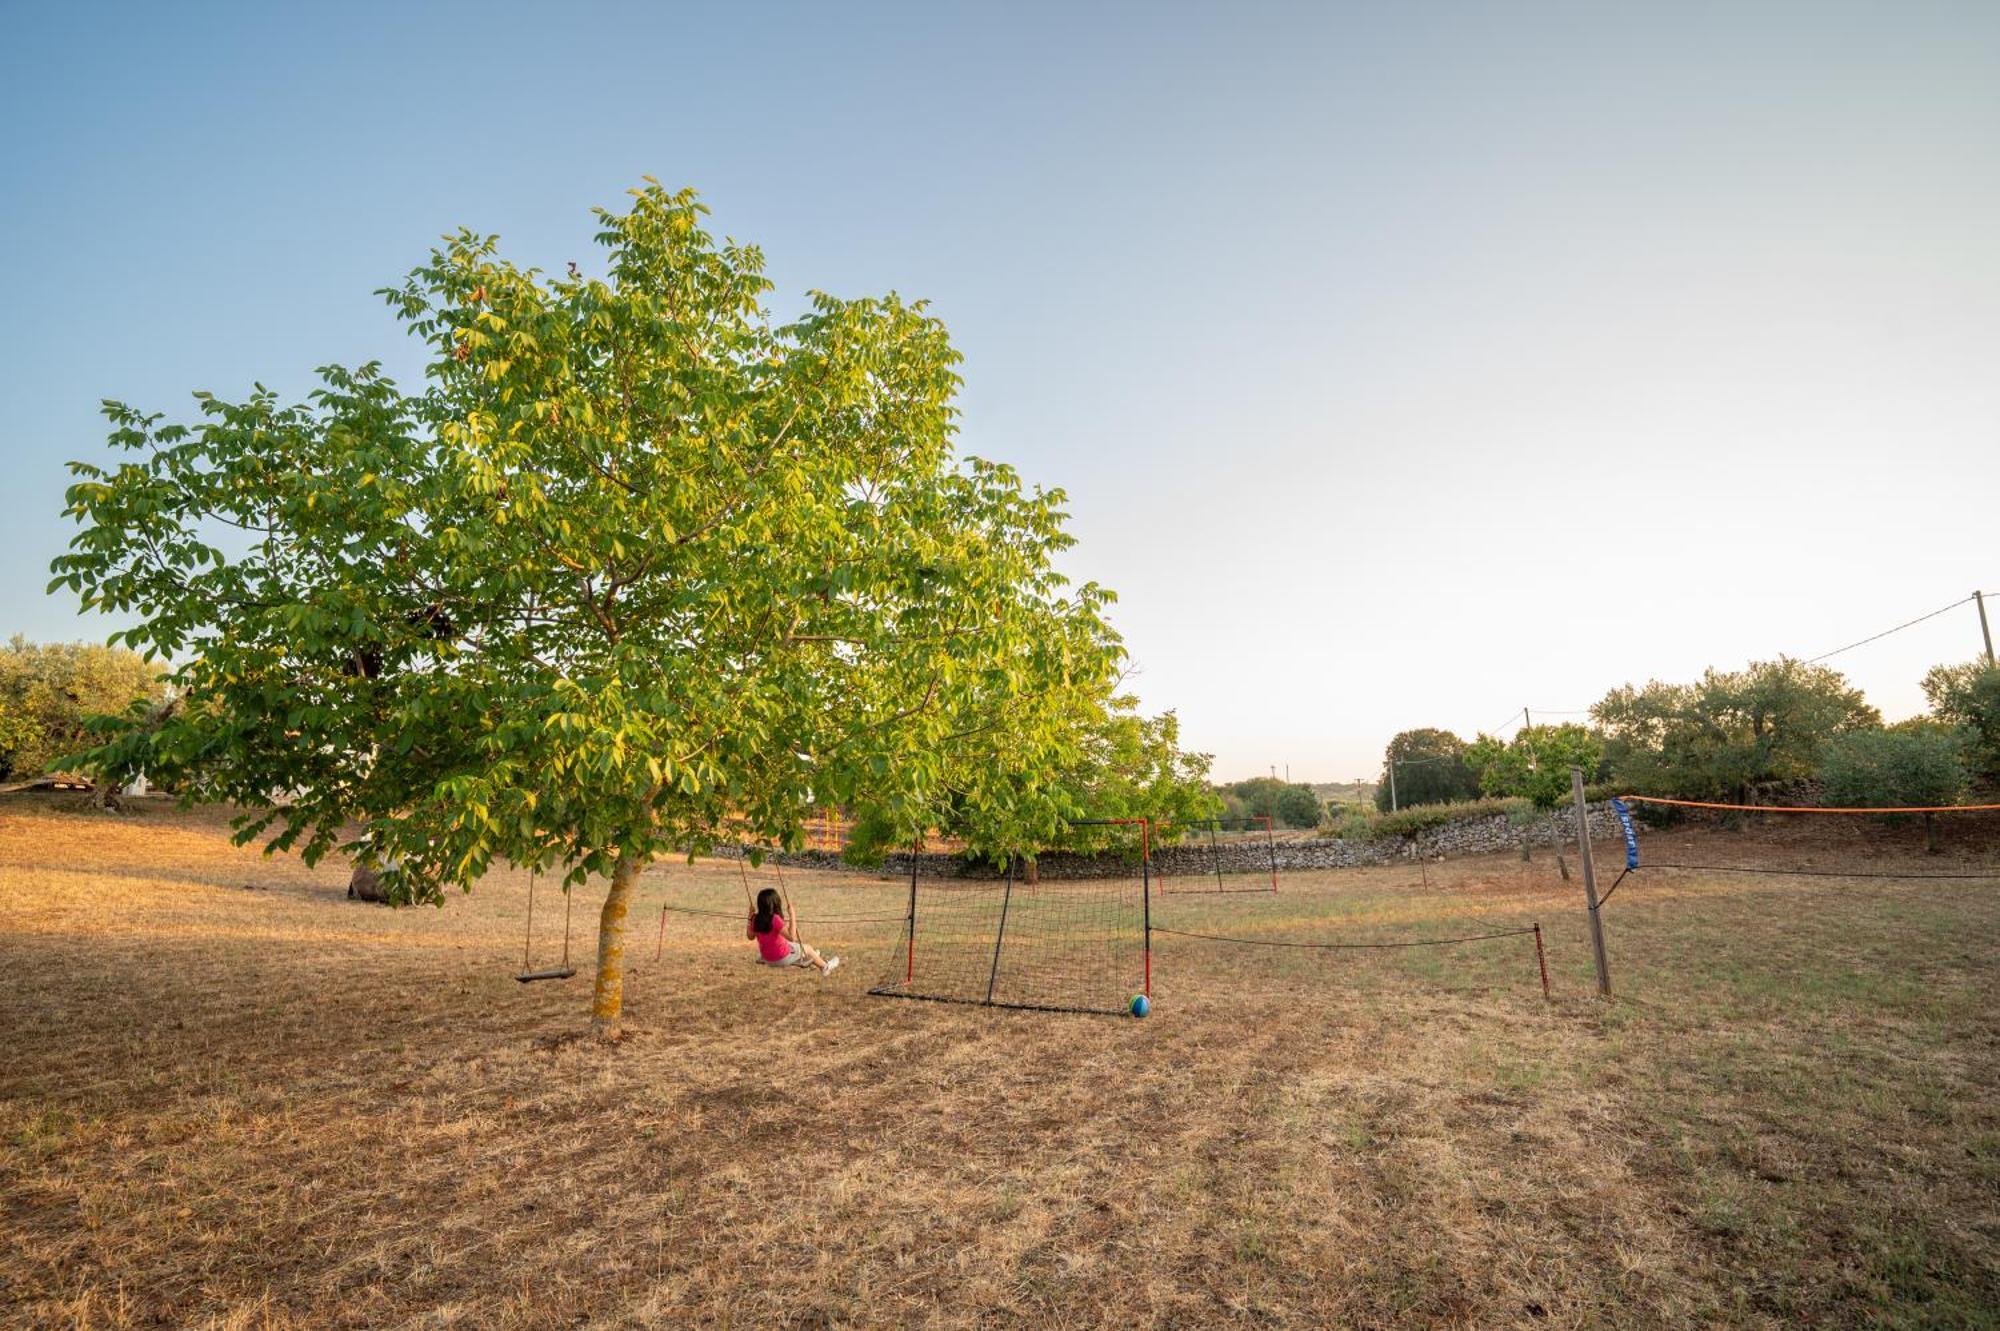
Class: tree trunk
1924,811,1938,855
1551,814,1571,881
591,851,644,1038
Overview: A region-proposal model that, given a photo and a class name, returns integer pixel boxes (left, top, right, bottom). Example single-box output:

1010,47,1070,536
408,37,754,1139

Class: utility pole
1388,758,1398,812
1523,706,1531,732
1572,766,1611,998
1978,590,1995,667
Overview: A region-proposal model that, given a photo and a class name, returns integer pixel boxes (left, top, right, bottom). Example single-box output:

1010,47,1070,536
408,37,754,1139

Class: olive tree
0,636,165,782
1594,658,1878,801
1817,724,1970,852
1922,661,2000,786
52,183,1124,1035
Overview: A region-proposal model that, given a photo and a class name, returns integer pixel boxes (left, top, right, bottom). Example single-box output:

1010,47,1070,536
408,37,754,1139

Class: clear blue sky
5,2,1998,781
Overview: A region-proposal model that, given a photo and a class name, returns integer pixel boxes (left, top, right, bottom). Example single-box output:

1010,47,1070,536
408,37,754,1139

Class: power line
1802,594,1974,665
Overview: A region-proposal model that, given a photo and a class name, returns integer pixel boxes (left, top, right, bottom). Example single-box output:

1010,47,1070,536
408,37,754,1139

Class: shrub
1816,726,1969,810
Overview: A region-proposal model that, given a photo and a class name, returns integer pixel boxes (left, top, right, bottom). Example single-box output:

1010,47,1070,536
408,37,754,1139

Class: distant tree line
1375,655,2000,819
1215,776,1322,829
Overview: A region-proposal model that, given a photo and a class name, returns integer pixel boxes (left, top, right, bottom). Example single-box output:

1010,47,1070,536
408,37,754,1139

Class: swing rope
516,864,578,983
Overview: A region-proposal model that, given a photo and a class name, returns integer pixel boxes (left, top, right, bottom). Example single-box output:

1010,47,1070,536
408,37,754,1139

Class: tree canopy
1593,658,1878,800
51,183,1127,1032
0,637,166,782
1922,660,2000,787
1375,727,1479,811
1465,724,1603,810
843,695,1219,860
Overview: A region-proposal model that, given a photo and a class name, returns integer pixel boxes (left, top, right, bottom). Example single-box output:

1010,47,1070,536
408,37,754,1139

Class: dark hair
752,887,782,935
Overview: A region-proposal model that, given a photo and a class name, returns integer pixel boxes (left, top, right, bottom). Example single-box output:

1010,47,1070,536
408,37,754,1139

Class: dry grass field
3,794,1997,1329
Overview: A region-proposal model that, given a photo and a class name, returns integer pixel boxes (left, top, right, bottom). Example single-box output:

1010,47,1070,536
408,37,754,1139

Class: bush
1816,726,1969,809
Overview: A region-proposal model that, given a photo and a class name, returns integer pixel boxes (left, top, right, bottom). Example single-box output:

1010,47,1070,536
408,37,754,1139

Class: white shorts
763,944,810,967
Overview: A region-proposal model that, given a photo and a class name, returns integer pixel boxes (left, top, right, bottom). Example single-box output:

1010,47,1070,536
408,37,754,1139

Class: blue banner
1609,797,1639,869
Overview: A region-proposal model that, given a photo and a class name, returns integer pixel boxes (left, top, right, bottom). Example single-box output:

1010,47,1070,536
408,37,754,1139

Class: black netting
1602,803,2000,908
869,822,1151,1016
1152,816,1279,895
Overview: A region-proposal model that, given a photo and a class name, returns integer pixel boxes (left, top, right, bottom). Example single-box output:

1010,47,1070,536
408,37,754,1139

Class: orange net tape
1617,794,2000,815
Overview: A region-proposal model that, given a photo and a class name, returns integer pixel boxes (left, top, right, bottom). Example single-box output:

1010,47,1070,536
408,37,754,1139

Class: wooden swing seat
514,966,577,983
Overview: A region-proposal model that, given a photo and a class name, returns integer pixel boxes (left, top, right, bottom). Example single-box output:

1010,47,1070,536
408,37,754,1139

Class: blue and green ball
1128,994,1150,1018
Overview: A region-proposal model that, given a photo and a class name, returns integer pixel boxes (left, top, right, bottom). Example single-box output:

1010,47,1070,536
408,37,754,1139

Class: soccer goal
868,819,1152,1016
1153,815,1279,895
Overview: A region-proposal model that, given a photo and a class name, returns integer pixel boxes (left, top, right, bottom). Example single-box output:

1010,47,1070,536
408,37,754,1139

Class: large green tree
52,183,1125,1035
1594,658,1878,801
1375,727,1479,811
1922,660,2000,787
0,636,166,782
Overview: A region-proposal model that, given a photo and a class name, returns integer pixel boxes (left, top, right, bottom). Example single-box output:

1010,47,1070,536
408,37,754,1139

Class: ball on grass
1128,994,1150,1018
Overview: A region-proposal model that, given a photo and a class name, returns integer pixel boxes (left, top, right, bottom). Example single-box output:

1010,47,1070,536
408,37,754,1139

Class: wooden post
1387,758,1398,812
1978,590,1995,666
1571,766,1611,998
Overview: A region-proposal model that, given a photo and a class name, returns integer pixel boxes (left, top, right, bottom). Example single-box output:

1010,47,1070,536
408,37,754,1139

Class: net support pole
559,879,572,971
905,837,920,984
984,860,1016,1005
1142,818,1153,999
1262,815,1278,893
522,868,536,970
1572,766,1612,998
1210,820,1223,894
1978,589,1996,666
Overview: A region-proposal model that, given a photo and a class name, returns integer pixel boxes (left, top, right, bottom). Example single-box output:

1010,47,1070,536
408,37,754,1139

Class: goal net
1153,815,1279,895
868,819,1152,1016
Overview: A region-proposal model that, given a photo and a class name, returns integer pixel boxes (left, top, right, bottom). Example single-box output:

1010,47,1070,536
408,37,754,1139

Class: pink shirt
754,913,791,962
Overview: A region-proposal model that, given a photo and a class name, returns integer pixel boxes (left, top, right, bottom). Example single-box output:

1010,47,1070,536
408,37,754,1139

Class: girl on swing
747,887,840,976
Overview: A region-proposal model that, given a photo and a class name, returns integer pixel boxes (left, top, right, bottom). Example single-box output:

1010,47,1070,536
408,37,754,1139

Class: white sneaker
822,956,841,977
